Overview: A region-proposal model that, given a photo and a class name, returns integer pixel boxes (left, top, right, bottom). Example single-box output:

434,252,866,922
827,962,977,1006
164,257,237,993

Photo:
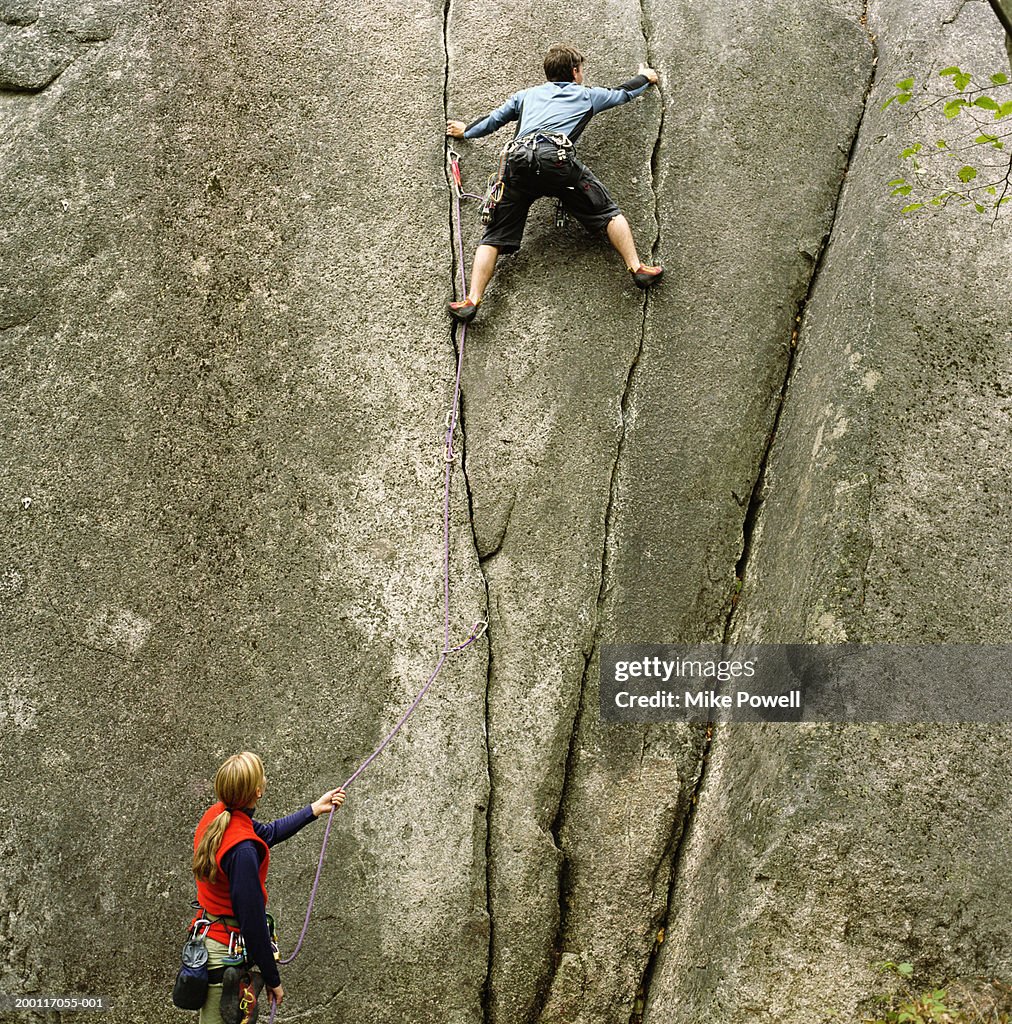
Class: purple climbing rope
265,149,484,1023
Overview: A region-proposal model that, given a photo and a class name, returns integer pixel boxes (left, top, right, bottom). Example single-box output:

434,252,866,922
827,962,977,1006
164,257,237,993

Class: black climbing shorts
479,140,622,255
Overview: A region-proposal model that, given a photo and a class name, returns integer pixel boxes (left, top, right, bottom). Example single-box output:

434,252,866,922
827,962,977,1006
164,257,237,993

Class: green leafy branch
882,65,1012,219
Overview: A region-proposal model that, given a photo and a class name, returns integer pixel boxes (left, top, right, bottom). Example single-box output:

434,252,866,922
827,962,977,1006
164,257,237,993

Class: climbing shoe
631,265,664,289
448,298,481,322
220,966,264,1024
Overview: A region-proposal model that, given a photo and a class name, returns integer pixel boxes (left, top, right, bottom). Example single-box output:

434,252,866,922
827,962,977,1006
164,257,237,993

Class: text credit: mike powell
599,644,1012,723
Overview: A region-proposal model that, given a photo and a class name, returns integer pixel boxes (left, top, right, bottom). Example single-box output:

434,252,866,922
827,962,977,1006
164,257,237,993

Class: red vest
193,801,270,916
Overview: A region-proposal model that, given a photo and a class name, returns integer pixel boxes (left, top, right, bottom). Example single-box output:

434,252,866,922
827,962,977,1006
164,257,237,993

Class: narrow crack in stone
536,5,667,1019
532,641,589,1023
724,4,880,642
456,375,497,1024
0,313,41,331
623,3,706,1020
442,4,495,1023
941,0,975,26
629,724,712,1024
640,0,664,263
635,8,880,1021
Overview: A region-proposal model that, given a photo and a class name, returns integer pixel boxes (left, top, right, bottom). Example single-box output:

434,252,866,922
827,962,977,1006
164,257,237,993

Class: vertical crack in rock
629,724,713,1024
634,9,879,1021
639,0,664,264
725,5,880,640
532,658,584,1022
458,387,497,1024
622,5,708,1020
537,8,669,1019
442,4,494,1022
442,0,460,292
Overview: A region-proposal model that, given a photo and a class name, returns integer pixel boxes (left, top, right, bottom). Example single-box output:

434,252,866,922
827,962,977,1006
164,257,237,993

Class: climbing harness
261,149,489,1024
475,134,576,227
506,131,574,170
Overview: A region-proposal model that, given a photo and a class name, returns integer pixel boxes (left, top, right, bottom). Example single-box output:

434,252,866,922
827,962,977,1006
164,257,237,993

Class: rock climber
445,43,663,322
189,751,346,1022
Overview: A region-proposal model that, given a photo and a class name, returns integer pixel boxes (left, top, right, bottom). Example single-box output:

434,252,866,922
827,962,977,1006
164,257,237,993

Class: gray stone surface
644,724,1012,1024
534,0,875,1018
644,2,1012,1022
2,0,1011,1022
2,2,487,1022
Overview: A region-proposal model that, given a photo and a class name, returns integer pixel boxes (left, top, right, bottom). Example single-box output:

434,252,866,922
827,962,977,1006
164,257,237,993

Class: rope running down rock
266,149,487,1024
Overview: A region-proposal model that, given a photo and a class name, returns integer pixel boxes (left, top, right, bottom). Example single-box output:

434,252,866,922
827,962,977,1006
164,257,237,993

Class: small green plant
881,65,1012,218
864,961,1012,1024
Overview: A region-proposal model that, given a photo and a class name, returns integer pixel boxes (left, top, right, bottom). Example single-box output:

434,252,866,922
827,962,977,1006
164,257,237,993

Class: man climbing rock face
445,43,664,323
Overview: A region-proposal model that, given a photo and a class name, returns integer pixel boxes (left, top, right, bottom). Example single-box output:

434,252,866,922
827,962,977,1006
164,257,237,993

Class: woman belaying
190,751,346,1022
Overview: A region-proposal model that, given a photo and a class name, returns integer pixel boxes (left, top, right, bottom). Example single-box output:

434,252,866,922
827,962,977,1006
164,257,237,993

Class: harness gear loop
481,147,509,224
505,131,574,169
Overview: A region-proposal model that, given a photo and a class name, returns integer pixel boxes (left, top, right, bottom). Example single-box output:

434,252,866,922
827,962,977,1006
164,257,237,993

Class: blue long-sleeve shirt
463,75,650,143
221,805,317,988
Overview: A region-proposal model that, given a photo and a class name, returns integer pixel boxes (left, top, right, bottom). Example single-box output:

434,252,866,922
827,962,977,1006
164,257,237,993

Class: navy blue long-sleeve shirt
221,805,317,988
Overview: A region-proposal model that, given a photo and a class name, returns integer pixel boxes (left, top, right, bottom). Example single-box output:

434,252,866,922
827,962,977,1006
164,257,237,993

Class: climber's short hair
544,44,585,83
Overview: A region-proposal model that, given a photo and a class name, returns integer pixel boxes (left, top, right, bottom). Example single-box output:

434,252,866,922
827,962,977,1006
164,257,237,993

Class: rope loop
443,618,490,655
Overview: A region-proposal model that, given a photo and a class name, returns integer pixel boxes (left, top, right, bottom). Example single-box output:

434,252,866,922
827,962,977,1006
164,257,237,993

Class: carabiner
448,151,463,194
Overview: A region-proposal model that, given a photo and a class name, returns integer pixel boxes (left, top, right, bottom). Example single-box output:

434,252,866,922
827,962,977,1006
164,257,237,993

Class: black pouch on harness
507,133,576,183
171,921,211,1010
220,965,265,1024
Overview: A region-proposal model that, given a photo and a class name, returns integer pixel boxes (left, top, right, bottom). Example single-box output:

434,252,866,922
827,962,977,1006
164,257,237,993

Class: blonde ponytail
192,809,231,882
192,751,266,883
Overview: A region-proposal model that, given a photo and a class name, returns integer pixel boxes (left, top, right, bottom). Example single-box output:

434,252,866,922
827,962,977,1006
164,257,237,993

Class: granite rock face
2,0,1010,1022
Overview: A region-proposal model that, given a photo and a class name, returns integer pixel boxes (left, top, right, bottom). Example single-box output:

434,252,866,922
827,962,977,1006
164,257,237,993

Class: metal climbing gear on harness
444,409,458,463
555,197,569,229
481,147,509,225
506,132,575,173
480,179,504,225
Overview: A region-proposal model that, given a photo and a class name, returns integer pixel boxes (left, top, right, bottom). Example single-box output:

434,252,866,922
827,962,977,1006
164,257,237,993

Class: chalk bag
171,919,211,1010
220,965,264,1024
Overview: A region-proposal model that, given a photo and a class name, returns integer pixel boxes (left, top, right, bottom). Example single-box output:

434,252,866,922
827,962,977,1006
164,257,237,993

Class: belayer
445,43,664,322
186,752,346,1023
